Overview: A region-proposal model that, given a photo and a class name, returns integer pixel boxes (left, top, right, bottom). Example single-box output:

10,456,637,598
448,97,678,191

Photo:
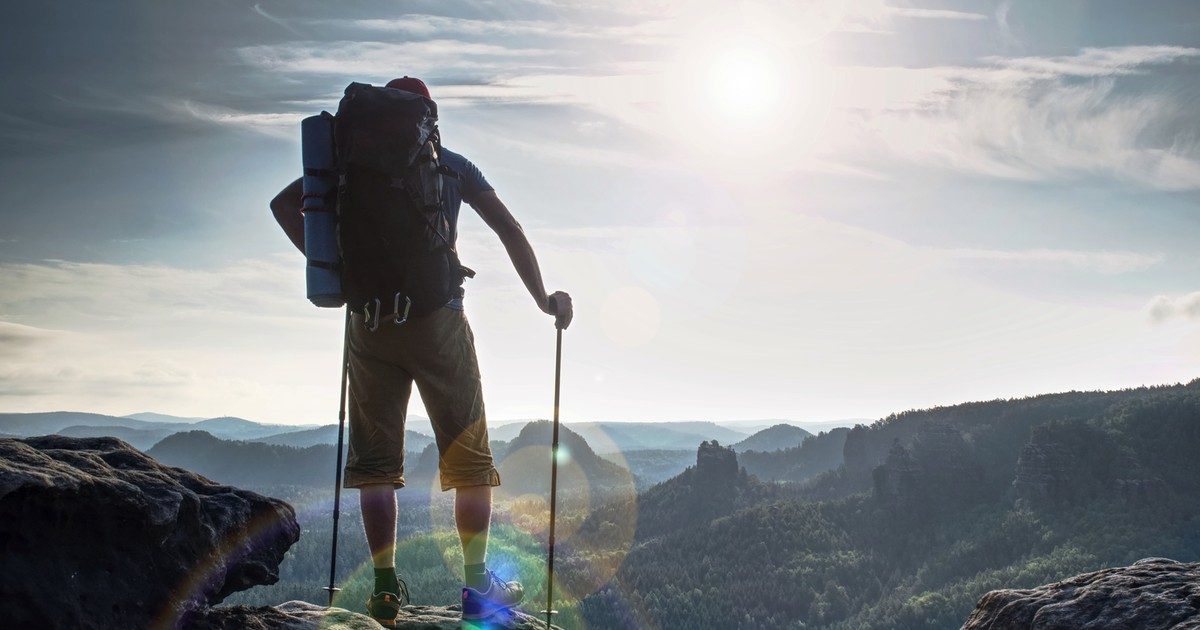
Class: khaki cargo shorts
342,306,501,492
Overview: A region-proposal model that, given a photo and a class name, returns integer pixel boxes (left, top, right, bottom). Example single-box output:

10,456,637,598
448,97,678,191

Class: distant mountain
495,421,633,497
488,420,747,453
0,411,314,444
488,421,542,442
146,429,445,491
601,449,695,489
251,424,434,451
795,419,871,433
123,412,207,424
186,416,306,440
250,424,341,447
0,412,175,436
56,425,174,451
739,427,851,483
712,418,867,434
732,423,812,452
147,431,335,487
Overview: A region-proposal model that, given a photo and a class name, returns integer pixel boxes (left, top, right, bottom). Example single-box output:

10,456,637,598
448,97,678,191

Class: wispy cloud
0,258,311,326
834,1,990,33
171,100,306,137
939,248,1165,274
0,321,67,359
252,3,304,37
237,39,559,77
988,45,1200,79
887,7,988,21
843,46,1200,190
0,258,336,417
342,14,670,43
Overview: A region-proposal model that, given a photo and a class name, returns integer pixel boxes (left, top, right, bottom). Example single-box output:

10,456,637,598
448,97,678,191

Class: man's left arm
469,190,573,329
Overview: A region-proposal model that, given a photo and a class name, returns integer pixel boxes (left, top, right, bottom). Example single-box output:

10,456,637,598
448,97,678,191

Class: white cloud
0,258,343,420
172,101,306,137
838,46,1200,190
1148,292,1200,323
229,38,1200,189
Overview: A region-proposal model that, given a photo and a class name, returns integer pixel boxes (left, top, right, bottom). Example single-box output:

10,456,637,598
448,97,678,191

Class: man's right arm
270,177,305,253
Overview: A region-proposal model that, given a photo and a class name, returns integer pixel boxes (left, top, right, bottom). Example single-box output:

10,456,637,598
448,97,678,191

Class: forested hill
496,420,632,496
579,379,1200,629
738,426,850,483
147,431,335,487
828,380,1200,499
732,423,812,452
146,430,437,490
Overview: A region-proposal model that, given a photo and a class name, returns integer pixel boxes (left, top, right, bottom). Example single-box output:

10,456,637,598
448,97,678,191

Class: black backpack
333,82,471,328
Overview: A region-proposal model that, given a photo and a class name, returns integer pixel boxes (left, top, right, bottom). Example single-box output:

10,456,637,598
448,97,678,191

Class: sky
1,0,1199,425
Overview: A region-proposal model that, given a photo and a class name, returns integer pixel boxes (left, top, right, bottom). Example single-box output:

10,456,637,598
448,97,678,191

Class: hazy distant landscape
0,411,838,489
6,380,1200,628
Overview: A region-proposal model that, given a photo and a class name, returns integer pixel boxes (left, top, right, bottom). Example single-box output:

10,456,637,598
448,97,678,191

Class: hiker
270,76,573,626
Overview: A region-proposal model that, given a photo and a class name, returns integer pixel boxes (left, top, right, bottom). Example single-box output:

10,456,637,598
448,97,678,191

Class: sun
706,47,782,120
641,5,836,173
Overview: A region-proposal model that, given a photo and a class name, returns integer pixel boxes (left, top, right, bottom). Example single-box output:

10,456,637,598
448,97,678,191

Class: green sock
465,563,488,591
374,567,400,595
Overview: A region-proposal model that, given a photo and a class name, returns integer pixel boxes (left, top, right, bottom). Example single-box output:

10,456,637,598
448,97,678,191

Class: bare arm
470,190,573,329
270,177,305,253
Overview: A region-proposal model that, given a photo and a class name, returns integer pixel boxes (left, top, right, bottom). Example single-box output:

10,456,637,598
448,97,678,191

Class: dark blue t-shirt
439,148,492,309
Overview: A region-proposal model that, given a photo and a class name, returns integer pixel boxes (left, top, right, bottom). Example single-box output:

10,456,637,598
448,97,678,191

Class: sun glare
707,48,781,119
654,9,835,173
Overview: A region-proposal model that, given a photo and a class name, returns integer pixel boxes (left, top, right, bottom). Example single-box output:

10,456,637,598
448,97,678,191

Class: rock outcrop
0,435,561,630
961,558,1200,629
0,435,301,629
872,423,984,512
1012,422,1167,510
695,439,738,485
1010,430,1076,506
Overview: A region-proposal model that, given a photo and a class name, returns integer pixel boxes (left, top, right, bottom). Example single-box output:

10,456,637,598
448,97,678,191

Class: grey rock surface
190,601,561,629
0,435,300,629
961,557,1200,630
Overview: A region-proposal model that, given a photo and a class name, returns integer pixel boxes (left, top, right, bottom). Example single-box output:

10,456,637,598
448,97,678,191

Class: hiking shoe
461,570,525,620
366,580,409,628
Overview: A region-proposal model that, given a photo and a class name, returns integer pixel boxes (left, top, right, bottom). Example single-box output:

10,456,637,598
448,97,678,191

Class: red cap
385,76,431,99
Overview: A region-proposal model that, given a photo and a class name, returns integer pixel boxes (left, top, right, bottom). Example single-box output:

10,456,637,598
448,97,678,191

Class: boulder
961,558,1200,629
0,435,300,629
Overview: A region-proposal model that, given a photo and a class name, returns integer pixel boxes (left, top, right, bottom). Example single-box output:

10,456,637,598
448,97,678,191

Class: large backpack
332,82,470,327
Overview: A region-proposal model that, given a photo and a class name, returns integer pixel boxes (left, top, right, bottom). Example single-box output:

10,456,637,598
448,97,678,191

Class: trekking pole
324,307,352,607
542,321,564,628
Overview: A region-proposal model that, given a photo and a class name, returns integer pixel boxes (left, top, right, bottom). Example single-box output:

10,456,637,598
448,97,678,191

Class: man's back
270,77,571,626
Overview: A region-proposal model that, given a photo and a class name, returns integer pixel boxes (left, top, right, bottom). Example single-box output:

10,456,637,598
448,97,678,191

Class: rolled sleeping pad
301,112,344,308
